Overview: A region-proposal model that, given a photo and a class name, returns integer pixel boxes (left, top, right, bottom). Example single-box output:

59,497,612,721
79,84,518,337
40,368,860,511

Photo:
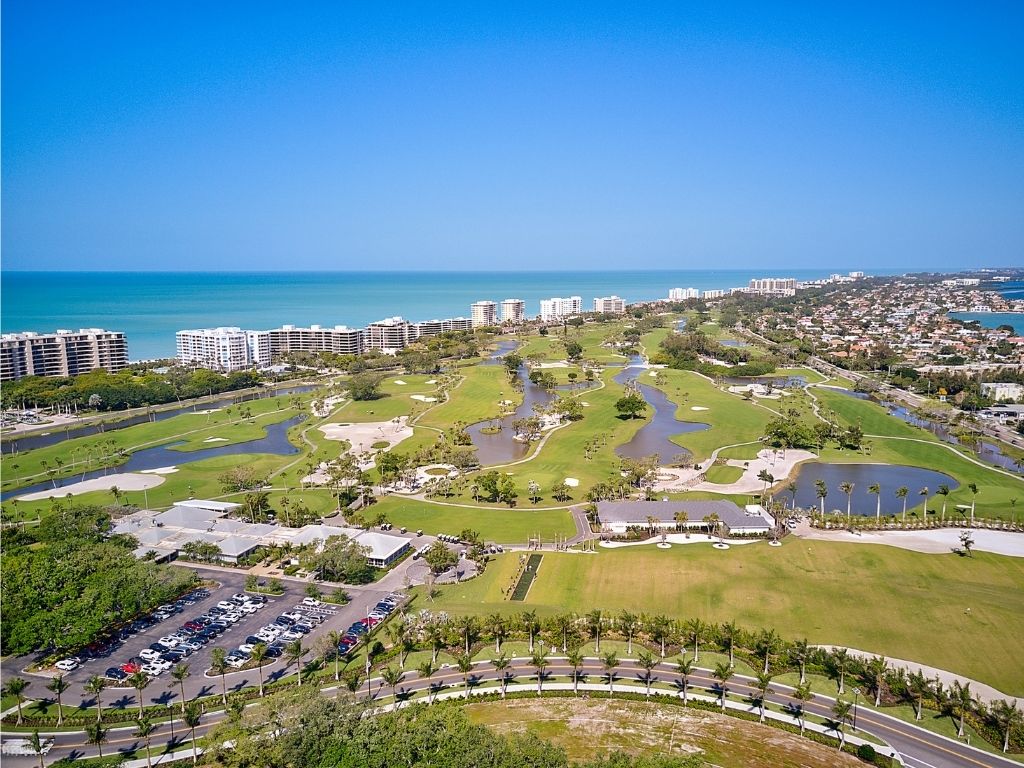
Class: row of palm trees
806,479,983,526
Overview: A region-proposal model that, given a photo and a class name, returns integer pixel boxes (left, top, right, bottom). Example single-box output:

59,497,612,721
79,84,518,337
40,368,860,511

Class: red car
120,662,142,674
365,616,381,627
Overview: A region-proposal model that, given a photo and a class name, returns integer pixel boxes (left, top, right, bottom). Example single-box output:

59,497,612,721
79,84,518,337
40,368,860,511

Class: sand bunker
393,380,407,385
17,473,165,501
203,437,228,443
140,466,179,475
426,379,438,384
410,395,438,402
564,478,580,487
691,406,709,411
319,417,413,457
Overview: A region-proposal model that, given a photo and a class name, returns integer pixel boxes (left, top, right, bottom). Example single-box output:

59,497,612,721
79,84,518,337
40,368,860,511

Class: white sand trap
499,400,514,407
141,466,179,475
393,380,407,385
203,437,228,443
426,379,437,384
691,406,709,411
648,371,659,377
581,402,590,407
563,478,580,487
410,395,438,402
319,417,414,457
17,473,165,501
537,362,570,368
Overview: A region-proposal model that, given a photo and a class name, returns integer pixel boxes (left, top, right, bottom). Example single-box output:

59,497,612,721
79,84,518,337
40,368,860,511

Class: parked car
282,611,304,622
105,667,128,681
121,662,143,674
280,631,303,642
225,656,246,668
55,657,81,672
140,649,163,661
264,644,283,658
301,597,321,607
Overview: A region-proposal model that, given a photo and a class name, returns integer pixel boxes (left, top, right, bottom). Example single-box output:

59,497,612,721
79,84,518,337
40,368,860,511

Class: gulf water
0,268,914,360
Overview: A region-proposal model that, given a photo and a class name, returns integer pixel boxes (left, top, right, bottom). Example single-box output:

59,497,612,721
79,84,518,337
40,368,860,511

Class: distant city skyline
3,3,1023,272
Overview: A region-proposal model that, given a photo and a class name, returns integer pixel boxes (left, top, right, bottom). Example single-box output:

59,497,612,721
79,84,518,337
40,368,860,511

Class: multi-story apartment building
703,289,727,299
366,317,413,352
748,277,797,296
539,296,582,322
176,327,267,371
266,325,363,358
2,329,129,382
470,301,498,327
411,317,474,339
500,299,526,324
668,288,700,301
593,295,626,314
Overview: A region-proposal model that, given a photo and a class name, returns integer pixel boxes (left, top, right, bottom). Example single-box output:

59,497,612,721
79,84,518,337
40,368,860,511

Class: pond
719,339,750,348
722,375,807,388
788,462,959,517
612,364,708,463
466,364,556,465
2,415,305,501
3,384,316,454
483,340,520,365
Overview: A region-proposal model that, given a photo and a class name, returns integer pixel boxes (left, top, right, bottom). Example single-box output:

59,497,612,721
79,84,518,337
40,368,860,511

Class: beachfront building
500,298,526,324
539,296,583,322
2,328,129,382
366,317,413,353
470,300,499,327
411,317,473,339
594,295,627,314
668,288,700,301
267,324,364,358
595,500,774,536
748,277,797,296
176,327,267,371
703,289,727,299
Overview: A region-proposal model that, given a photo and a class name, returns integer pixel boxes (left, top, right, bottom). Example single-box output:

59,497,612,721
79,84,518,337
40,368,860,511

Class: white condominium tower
593,295,626,314
748,277,797,295
539,296,582,322
500,298,526,324
1,328,129,382
668,287,700,301
266,325,363,358
470,300,498,327
176,327,268,371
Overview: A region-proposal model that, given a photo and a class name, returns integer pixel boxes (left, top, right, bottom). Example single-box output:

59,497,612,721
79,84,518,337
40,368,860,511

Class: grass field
370,496,576,542
420,540,1024,694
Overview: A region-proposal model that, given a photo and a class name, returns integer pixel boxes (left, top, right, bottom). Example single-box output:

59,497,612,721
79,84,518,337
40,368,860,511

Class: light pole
851,686,860,732
167,702,175,743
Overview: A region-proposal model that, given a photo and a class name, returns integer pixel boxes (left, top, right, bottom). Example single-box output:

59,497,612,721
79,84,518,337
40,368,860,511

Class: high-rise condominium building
2,328,129,382
176,327,269,371
593,296,626,314
668,287,700,301
539,296,583,322
500,299,526,324
748,278,797,296
470,301,498,327
266,325,364,358
366,317,413,352
703,289,727,299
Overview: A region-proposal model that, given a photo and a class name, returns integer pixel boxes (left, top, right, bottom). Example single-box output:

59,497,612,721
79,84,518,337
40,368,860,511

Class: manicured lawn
420,540,1024,694
813,387,934,440
369,497,575,543
417,365,511,430
704,464,744,484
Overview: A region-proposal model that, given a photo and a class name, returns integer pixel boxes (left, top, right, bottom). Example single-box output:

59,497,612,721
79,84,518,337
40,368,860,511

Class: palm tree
250,644,269,696
85,722,108,758
792,681,814,734
719,620,739,667
814,479,828,515
381,665,404,707
521,610,540,653
952,680,975,738
918,487,930,522
28,730,45,768
896,486,909,524
602,651,619,694
46,674,70,726
456,652,474,699
486,613,507,654
210,648,229,704
425,621,446,665
650,615,673,658
832,647,849,694
135,713,157,768
566,648,584,695
637,650,657,698
991,700,1022,753
713,661,733,709
531,650,549,696
756,628,780,674
586,609,603,653
129,670,150,718
787,481,798,510
325,630,344,681
790,638,809,684
619,610,639,655
684,618,705,662
550,613,575,652
839,481,854,522
907,669,929,721
867,655,888,706
937,484,951,523
285,639,306,686
456,615,479,655
676,657,694,705
868,483,881,524
182,700,202,765
3,677,29,725
754,671,774,723
84,675,106,723
967,482,979,525
416,659,438,703
832,698,852,749
490,654,510,699
171,663,191,712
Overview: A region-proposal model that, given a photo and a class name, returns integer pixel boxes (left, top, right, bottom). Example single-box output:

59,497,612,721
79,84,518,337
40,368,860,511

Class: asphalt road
6,657,1019,767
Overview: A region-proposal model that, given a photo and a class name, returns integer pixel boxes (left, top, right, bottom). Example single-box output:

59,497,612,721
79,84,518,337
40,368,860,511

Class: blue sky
2,1,1023,271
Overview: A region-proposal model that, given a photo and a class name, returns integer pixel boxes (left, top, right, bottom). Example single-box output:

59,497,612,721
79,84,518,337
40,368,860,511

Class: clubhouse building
596,499,774,536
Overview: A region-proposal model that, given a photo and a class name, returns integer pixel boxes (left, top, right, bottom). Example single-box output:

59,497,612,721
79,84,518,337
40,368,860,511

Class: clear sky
2,1,1023,271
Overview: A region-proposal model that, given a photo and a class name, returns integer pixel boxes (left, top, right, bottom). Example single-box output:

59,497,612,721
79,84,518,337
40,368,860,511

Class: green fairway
813,387,937,440
369,496,575,542
420,540,1024,695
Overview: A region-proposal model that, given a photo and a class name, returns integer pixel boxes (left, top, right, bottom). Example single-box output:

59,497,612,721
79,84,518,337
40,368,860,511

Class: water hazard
613,362,708,463
789,462,958,517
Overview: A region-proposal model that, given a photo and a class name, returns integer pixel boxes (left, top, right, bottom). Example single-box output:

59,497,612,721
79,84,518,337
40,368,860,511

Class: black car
148,643,166,653
162,650,187,663
265,644,284,658
104,667,128,681
275,615,295,626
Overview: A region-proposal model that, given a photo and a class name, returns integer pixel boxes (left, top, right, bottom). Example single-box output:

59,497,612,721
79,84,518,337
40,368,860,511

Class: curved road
6,657,1019,767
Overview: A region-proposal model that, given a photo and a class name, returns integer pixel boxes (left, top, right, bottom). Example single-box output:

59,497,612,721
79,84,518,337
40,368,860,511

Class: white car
141,663,165,676
255,631,277,643
157,636,179,648
301,597,321,607
282,612,304,622
236,603,258,615
140,649,164,661
238,643,256,654
280,631,302,642
216,601,236,611
225,656,246,668
55,658,81,672
220,613,242,624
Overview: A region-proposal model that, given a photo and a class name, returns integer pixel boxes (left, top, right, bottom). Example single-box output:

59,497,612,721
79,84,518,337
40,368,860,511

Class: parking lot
46,569,399,707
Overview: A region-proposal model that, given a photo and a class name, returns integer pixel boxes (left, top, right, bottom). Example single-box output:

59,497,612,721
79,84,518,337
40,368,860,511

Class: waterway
789,462,959,518
2,415,304,501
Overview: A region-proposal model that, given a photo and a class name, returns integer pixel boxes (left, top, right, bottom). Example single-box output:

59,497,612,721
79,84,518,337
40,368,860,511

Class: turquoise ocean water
0,268,911,360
